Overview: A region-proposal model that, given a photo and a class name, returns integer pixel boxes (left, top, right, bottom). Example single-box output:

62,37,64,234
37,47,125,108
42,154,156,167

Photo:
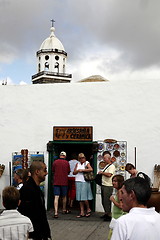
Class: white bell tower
32,20,72,84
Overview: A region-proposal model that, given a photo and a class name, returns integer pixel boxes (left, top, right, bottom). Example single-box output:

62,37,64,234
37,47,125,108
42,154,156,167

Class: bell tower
32,21,72,84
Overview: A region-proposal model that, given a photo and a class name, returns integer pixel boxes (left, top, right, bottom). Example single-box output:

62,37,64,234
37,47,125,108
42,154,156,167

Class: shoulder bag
83,162,94,181
94,164,112,186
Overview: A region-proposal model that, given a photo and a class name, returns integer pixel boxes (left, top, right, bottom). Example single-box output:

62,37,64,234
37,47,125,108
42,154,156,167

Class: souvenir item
113,150,120,157
104,139,117,143
113,143,119,150
99,161,107,169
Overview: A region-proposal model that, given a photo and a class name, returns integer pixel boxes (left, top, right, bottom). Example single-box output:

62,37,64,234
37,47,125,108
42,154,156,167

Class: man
0,186,33,239
52,151,70,218
18,161,51,240
125,163,138,177
111,177,160,240
98,151,115,221
14,168,24,190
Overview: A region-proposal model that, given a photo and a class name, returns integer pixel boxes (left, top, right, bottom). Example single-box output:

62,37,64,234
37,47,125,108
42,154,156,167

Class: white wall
0,79,160,210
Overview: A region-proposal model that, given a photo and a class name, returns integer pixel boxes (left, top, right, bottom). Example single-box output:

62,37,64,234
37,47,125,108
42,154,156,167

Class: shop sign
53,126,93,141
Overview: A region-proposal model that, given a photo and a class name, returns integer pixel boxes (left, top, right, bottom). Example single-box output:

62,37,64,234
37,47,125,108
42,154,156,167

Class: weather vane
51,19,55,27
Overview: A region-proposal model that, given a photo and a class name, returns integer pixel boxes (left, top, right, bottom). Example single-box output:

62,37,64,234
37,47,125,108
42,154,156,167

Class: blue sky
1,0,160,85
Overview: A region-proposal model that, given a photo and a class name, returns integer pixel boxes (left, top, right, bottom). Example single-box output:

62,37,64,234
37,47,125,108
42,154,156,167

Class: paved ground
47,209,110,240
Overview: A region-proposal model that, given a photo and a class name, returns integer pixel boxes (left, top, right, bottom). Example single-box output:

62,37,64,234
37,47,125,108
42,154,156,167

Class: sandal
62,210,71,214
76,214,85,218
85,213,91,217
66,209,71,214
54,214,58,218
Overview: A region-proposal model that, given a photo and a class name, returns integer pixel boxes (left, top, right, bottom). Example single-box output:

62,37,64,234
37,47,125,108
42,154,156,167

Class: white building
0,25,160,212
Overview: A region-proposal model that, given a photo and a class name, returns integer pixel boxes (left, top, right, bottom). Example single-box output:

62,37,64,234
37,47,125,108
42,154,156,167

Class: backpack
137,172,151,186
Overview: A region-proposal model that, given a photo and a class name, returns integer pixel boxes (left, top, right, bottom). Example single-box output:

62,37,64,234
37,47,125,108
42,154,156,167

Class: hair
22,168,30,183
123,177,151,206
125,163,135,171
112,174,124,189
71,153,77,160
2,186,20,210
102,151,111,157
29,161,45,176
78,153,86,160
14,168,24,180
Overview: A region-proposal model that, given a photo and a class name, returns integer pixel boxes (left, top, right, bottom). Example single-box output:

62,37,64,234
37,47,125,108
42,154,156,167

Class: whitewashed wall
0,79,160,210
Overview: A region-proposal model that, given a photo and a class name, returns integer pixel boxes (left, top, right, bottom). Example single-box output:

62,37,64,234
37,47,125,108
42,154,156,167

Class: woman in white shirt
73,153,93,218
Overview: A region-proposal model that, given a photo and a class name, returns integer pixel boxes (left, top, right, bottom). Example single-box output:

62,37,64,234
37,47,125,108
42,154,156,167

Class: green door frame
47,140,98,211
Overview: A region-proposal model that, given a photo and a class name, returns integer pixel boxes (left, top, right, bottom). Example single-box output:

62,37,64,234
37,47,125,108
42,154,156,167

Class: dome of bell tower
40,27,65,51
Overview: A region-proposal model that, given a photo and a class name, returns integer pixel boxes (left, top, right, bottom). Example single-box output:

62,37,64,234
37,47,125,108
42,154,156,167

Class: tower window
45,55,49,60
45,62,49,70
38,63,41,72
55,62,59,69
55,55,59,61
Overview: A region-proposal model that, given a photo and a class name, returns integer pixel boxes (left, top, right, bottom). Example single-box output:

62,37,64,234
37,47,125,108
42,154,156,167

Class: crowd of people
0,150,160,240
52,151,93,218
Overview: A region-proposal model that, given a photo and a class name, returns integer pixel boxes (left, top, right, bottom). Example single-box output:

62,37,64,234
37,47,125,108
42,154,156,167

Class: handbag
94,174,102,186
94,164,112,186
83,162,94,181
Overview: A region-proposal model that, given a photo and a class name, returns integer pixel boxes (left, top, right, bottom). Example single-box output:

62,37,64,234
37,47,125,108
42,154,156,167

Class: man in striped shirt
0,186,33,240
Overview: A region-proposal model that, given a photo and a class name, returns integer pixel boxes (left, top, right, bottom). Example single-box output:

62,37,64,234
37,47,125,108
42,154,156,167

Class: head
112,174,124,190
59,151,66,159
22,168,31,183
71,153,77,160
2,186,20,210
14,168,24,184
125,163,136,175
121,177,151,212
103,151,111,164
78,153,86,163
30,161,48,185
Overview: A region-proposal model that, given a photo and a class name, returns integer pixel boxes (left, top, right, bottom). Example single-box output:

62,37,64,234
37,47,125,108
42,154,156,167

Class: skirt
76,181,93,201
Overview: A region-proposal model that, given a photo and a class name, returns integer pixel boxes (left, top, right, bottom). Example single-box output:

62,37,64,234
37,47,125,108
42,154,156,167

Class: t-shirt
111,207,160,240
52,158,70,185
102,164,115,186
75,161,89,182
68,159,78,177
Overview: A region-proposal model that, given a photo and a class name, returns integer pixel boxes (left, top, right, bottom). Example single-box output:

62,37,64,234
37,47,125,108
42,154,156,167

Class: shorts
53,185,68,197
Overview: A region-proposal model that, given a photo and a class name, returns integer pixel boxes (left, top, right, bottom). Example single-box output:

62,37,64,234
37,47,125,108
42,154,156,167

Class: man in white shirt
111,177,160,240
0,186,33,240
98,151,115,221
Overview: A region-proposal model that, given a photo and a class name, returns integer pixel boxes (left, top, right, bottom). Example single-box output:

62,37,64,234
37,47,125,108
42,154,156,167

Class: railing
32,71,72,79
37,49,67,56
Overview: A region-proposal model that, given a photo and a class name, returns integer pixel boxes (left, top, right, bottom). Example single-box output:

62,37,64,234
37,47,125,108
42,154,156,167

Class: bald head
30,161,48,185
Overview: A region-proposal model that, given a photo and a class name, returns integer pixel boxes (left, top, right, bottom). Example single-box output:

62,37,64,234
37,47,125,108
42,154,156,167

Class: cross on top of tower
50,19,55,27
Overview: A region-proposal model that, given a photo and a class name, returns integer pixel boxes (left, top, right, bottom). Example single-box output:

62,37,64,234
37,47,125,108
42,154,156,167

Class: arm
110,190,123,209
83,162,93,172
98,170,112,177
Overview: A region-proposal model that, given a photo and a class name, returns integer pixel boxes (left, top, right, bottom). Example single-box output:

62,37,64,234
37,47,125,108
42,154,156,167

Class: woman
73,153,93,218
108,174,126,240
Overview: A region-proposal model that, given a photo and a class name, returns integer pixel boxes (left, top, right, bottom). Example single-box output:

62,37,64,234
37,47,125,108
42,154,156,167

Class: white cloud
0,0,160,83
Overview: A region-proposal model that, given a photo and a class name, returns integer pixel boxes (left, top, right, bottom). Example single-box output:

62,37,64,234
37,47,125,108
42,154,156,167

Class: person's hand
78,169,83,173
110,195,114,201
98,171,102,174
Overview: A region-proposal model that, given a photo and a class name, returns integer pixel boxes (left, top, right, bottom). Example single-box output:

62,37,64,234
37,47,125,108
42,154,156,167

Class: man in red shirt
52,151,70,218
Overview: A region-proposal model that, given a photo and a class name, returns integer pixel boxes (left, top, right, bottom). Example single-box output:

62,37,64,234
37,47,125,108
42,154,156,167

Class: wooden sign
53,126,93,141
